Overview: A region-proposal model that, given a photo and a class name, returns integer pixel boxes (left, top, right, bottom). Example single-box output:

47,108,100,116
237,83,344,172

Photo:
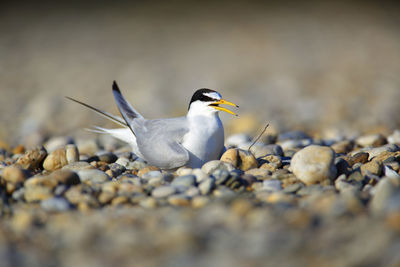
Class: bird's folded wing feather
136,118,190,169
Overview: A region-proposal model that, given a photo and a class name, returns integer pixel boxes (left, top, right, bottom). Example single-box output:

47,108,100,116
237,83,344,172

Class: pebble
363,144,400,160
75,138,98,155
283,183,303,194
335,174,361,192
192,169,209,183
199,178,215,195
2,166,29,185
250,144,283,158
138,166,160,177
24,186,53,202
347,152,369,166
331,140,354,154
185,186,201,197
211,169,230,185
245,168,271,180
370,177,400,214
12,145,25,155
43,147,69,171
360,161,383,176
106,163,126,177
387,130,400,144
356,134,387,147
171,175,196,188
41,197,71,212
50,170,81,186
279,139,312,151
152,186,176,198
335,158,351,176
191,195,210,208
24,176,58,189
77,169,111,184
44,136,74,152
201,160,235,174
141,170,163,180
262,179,282,191
16,146,47,170
290,145,337,185
168,194,191,206
220,148,258,171
115,157,130,168
225,133,252,147
62,161,95,171
175,167,193,176
65,144,79,163
128,159,148,170
97,152,118,163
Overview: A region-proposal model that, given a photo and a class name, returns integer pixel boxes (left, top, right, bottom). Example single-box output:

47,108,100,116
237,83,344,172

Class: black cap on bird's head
188,88,239,116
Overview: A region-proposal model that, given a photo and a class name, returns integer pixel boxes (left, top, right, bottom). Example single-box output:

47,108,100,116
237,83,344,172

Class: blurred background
1,0,400,146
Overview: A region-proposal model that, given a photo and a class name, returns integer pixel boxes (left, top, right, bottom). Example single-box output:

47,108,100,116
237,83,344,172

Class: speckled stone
16,146,47,170
360,161,383,176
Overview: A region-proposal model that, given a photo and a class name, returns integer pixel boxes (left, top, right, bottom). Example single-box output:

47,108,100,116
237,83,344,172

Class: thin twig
248,123,269,152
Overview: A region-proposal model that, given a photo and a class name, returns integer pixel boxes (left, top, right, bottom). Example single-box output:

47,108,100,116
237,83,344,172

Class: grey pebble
141,171,163,180
12,187,25,201
62,161,94,171
283,183,303,194
370,177,400,214
41,197,71,212
128,159,148,169
212,169,230,185
77,169,111,183
199,178,215,195
262,179,282,191
201,160,235,174
152,186,176,198
171,175,196,188
54,185,68,196
251,144,284,157
115,157,130,167
108,163,126,177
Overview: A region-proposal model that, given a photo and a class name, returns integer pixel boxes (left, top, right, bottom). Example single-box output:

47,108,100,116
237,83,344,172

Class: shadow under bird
67,81,239,169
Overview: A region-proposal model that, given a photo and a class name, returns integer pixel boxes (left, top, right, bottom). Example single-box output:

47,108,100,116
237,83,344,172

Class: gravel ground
0,128,400,267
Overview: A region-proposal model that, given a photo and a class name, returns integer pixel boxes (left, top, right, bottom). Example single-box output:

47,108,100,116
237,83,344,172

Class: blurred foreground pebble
0,129,400,266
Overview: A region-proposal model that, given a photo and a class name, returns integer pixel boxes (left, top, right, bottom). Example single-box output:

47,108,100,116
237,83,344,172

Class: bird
66,81,238,169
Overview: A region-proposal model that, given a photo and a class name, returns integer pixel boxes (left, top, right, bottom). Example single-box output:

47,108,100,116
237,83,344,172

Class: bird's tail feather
65,96,127,127
86,126,136,145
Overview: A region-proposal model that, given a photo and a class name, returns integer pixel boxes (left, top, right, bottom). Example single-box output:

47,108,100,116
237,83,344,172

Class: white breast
182,114,225,168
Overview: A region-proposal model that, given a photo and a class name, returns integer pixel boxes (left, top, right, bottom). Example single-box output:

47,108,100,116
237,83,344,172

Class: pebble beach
1,129,400,267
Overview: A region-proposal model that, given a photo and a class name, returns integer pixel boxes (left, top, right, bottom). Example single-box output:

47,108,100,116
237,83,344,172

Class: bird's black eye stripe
188,88,218,109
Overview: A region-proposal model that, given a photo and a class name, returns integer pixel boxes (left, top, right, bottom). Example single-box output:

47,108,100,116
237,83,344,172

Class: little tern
67,81,238,169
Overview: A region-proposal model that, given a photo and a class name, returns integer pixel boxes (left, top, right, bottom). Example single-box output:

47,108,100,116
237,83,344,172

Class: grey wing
136,117,190,169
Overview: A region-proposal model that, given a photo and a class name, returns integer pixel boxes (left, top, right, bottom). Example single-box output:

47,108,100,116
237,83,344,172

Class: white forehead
203,91,221,100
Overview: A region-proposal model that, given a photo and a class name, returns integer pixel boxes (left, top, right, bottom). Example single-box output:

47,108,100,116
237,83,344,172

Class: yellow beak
210,99,239,116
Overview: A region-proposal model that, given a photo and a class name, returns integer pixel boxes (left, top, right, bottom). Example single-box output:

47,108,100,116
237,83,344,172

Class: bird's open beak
210,99,239,116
